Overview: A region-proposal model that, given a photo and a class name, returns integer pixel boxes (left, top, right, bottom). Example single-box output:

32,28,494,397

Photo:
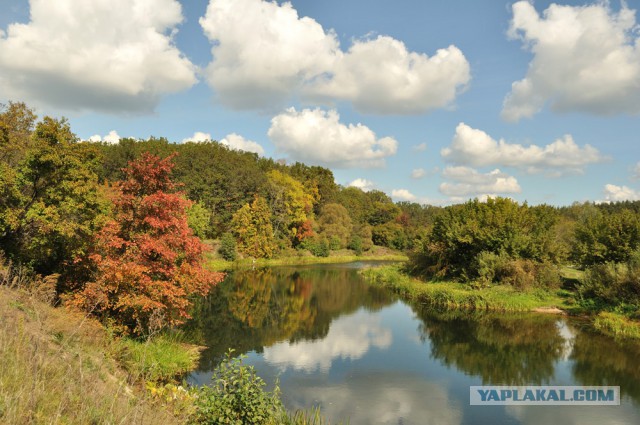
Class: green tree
334,186,373,225
265,170,316,244
218,232,237,261
411,198,560,281
0,101,37,167
317,203,352,249
367,190,401,226
187,200,212,239
288,162,338,214
573,207,640,267
372,222,408,250
231,195,276,258
352,224,374,252
0,116,108,277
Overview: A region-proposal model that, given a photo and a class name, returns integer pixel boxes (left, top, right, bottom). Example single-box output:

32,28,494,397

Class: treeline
0,102,435,332
2,101,639,325
408,197,640,316
93,134,438,258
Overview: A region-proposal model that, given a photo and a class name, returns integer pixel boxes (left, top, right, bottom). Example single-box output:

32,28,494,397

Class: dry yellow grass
0,286,184,425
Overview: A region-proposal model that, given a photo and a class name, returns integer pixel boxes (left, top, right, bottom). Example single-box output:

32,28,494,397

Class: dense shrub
218,232,237,261
301,237,330,257
328,235,342,251
372,222,408,250
348,236,364,256
578,249,640,313
474,251,560,291
190,353,286,425
573,208,640,267
410,198,561,284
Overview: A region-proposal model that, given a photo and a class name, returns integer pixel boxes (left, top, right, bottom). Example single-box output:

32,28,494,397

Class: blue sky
1,0,639,206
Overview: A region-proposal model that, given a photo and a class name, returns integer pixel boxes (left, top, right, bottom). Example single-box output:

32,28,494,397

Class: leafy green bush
573,208,640,267
372,222,408,250
411,198,561,281
190,352,286,425
187,201,212,239
328,235,342,251
218,232,237,261
301,238,330,257
578,250,640,311
348,236,363,256
473,251,561,290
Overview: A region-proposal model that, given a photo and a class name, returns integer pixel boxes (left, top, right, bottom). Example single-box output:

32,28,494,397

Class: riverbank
0,285,185,424
0,283,339,424
206,246,408,272
361,265,640,340
361,265,569,312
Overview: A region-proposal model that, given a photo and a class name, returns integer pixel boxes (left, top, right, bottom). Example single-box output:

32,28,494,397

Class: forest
2,101,640,334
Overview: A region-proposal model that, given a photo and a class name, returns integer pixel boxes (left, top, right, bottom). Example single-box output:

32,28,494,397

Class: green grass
559,266,585,281
361,265,568,312
116,334,201,383
207,252,408,272
593,312,640,340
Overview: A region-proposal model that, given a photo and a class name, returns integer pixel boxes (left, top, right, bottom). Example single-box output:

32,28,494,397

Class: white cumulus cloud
268,108,397,168
348,178,375,192
439,166,521,197
391,189,417,202
86,130,120,144
442,123,605,175
503,1,640,121
181,131,212,144
220,133,265,155
199,0,339,111
0,0,197,114
412,142,428,152
602,184,640,202
199,0,470,114
411,168,426,179
307,36,470,114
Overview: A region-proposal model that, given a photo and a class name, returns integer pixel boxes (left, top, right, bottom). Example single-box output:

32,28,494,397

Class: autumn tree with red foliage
68,153,223,334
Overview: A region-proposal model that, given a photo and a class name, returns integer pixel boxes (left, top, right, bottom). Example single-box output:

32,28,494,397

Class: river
187,262,640,424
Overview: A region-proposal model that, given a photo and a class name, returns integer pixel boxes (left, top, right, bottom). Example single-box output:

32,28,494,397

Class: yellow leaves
146,381,197,416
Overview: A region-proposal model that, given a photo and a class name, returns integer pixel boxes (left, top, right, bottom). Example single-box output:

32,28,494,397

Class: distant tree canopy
410,198,561,284
88,133,429,256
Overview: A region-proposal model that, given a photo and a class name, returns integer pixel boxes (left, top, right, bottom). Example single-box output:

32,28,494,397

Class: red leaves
294,219,315,242
69,153,224,335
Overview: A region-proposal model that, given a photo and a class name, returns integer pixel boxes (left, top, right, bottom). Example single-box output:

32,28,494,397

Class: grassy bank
0,286,184,424
0,284,339,424
361,265,568,312
593,312,640,340
206,247,408,272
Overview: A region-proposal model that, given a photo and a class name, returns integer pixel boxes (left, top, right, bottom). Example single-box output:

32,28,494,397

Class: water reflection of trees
186,266,394,370
416,308,565,385
570,328,640,405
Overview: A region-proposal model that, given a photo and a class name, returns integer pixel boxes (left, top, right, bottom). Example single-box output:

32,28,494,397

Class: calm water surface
187,263,640,425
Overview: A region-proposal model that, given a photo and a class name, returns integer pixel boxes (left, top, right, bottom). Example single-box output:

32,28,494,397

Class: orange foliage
67,153,223,334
